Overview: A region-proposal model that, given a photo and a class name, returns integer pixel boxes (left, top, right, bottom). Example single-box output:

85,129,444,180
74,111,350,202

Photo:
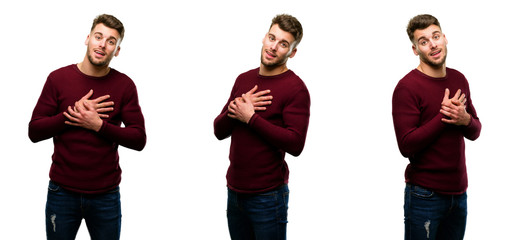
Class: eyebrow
94,32,118,41
268,33,291,46
417,31,441,42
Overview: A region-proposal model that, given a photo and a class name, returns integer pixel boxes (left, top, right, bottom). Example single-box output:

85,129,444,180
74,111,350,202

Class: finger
443,88,450,101
96,107,114,113
67,106,80,116
441,118,455,124
64,121,81,126
451,99,463,106
458,93,466,104
241,93,251,103
98,114,110,119
93,95,111,104
74,100,86,111
452,89,462,100
253,89,271,98
63,111,78,122
247,85,258,95
253,101,272,107
83,100,95,111
97,101,115,108
254,107,267,111
81,89,94,100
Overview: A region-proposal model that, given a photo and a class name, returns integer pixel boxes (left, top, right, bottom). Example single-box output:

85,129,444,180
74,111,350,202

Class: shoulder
48,64,76,78
237,68,259,79
446,67,467,80
109,68,136,86
395,69,420,91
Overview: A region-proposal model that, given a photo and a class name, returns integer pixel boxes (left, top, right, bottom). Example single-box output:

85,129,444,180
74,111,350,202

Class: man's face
260,24,297,68
85,23,121,67
412,24,448,68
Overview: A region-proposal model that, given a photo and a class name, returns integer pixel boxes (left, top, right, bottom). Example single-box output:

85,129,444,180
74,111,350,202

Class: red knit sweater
214,68,310,194
29,64,146,194
392,68,481,194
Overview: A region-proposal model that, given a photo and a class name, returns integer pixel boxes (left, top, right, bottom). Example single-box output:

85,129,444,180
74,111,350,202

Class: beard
86,49,112,67
419,48,447,68
260,49,288,68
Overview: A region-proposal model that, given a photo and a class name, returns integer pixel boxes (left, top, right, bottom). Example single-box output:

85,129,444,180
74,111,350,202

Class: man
392,14,481,240
214,14,310,240
29,14,146,240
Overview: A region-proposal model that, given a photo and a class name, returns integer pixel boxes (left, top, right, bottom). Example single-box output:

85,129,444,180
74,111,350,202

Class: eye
269,35,275,41
433,35,440,40
419,40,427,46
280,42,288,48
108,40,115,45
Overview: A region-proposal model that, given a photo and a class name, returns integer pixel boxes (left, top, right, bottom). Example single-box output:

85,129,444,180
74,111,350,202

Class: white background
1,0,522,239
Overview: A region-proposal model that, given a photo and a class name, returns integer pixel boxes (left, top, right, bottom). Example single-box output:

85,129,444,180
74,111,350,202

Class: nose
269,41,278,50
98,39,106,48
429,39,437,49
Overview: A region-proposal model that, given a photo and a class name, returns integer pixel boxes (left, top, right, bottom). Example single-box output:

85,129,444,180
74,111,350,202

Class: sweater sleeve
97,83,146,151
213,84,238,140
462,85,481,140
392,83,447,158
28,77,68,143
248,87,310,156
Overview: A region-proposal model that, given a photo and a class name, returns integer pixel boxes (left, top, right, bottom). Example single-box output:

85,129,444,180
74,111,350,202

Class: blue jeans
404,184,467,240
45,181,121,240
227,185,289,240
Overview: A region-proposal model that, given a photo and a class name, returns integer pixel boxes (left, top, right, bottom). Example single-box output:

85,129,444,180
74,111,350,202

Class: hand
246,85,273,111
440,88,471,126
73,89,114,118
227,94,255,124
63,90,112,131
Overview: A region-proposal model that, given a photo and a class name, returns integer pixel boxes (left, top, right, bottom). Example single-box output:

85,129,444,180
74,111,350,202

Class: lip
265,50,276,59
94,50,106,57
430,49,441,57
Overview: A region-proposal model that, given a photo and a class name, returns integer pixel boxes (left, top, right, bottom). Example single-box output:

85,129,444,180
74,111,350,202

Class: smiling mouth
430,50,441,57
265,50,276,58
95,50,106,57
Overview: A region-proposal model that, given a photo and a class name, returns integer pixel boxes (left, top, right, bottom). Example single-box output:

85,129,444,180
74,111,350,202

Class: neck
77,56,111,77
259,64,288,76
417,62,446,78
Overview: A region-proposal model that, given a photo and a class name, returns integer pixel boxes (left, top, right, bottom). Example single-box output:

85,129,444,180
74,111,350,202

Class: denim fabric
404,184,467,240
45,181,121,240
227,185,289,240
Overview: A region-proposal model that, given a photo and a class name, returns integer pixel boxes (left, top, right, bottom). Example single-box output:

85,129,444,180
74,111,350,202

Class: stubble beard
86,48,112,67
260,49,288,68
420,48,447,69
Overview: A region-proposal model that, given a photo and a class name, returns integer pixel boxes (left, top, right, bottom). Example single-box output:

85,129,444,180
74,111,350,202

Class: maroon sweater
29,64,146,194
214,68,310,194
392,68,481,194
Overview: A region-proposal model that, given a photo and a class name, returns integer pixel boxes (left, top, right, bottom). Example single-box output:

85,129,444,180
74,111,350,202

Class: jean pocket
411,185,434,198
47,181,61,192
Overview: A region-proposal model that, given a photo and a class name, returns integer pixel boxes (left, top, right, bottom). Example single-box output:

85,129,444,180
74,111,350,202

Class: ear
288,48,297,58
85,34,90,46
443,34,448,45
412,44,419,56
114,46,121,57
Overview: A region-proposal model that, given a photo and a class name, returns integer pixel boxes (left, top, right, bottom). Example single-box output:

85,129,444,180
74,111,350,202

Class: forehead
268,24,296,43
414,24,442,40
91,23,120,40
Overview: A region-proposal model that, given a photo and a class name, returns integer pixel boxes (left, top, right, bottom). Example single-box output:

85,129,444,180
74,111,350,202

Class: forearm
463,115,481,140
249,114,308,156
98,121,146,151
28,114,68,142
214,110,237,140
393,112,447,158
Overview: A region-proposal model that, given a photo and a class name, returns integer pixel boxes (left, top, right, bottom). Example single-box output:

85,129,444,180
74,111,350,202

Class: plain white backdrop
1,0,522,239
